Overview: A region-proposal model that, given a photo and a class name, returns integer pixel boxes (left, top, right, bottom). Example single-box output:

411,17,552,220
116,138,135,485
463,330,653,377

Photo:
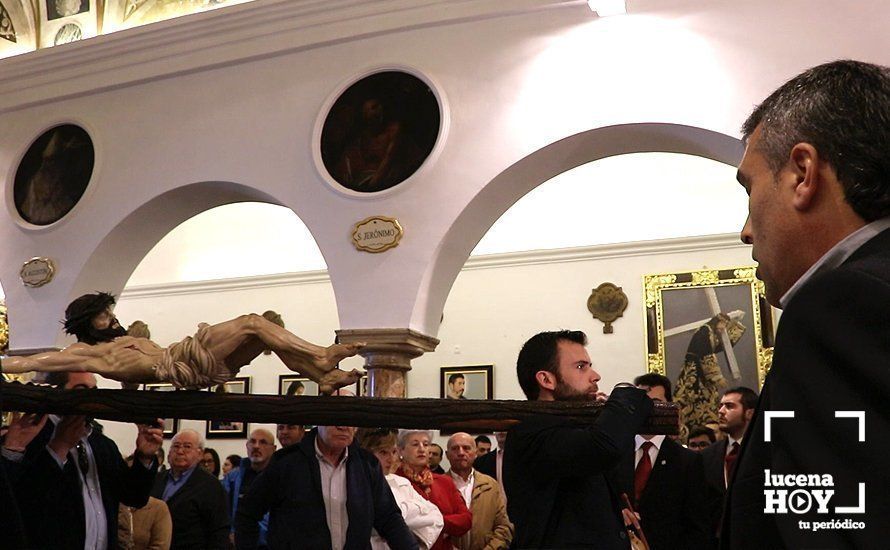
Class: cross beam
1,381,678,434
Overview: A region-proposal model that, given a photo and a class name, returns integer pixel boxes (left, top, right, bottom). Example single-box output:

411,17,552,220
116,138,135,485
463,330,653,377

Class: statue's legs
201,314,363,394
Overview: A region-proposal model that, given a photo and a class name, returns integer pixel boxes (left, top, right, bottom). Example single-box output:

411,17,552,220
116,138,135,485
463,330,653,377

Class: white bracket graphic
764,411,795,442
835,483,866,514
834,411,865,442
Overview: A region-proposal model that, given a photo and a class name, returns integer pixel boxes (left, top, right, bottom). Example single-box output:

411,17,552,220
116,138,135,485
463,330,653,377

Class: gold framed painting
643,267,775,439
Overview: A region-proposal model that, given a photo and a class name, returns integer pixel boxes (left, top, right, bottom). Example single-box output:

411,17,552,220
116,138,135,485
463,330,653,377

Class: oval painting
321,71,440,193
14,124,94,226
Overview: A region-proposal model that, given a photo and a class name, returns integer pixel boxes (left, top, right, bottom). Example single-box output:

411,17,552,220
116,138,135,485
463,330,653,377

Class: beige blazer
449,469,513,550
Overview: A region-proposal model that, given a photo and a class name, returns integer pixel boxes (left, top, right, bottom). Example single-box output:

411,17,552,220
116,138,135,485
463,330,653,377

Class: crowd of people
2,59,889,548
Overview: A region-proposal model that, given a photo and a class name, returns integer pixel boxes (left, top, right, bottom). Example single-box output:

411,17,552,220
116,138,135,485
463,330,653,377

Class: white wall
2,0,886,349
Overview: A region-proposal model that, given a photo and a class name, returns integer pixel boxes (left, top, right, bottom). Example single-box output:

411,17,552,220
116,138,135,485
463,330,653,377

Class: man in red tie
610,373,710,550
700,387,757,544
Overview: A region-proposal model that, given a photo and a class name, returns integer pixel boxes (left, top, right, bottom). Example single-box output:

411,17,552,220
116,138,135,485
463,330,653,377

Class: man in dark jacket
723,60,890,548
151,429,229,549
504,330,652,549
2,372,161,550
235,425,417,549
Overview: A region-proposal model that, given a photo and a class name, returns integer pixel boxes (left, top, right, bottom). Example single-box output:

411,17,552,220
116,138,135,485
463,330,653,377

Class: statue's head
63,291,127,344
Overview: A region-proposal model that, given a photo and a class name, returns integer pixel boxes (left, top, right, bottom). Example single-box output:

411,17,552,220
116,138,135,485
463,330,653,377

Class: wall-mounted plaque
587,282,628,334
321,71,440,193
20,257,56,287
352,216,403,253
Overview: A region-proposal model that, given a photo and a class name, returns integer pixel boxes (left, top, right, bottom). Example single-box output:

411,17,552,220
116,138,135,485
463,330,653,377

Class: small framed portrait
440,365,493,400
278,375,319,397
320,70,440,193
14,124,94,226
144,382,179,439
205,377,250,439
643,267,775,439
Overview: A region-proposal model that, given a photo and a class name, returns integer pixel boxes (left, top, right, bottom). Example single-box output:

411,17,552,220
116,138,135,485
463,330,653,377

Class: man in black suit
609,373,710,550
151,428,229,549
700,387,756,544
724,59,890,548
1,371,162,549
503,330,652,549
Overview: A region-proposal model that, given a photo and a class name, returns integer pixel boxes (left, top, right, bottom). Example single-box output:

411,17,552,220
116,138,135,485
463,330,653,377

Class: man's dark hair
63,292,120,344
474,435,491,446
516,330,587,400
742,60,890,221
448,373,465,385
723,386,758,411
44,371,69,388
688,425,716,443
633,373,673,402
285,380,305,397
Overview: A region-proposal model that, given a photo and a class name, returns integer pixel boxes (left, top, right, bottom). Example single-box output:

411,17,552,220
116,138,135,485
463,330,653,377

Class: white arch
413,122,744,333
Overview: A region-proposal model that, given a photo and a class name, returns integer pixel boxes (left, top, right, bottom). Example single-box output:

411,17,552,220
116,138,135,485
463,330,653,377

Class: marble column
335,328,439,398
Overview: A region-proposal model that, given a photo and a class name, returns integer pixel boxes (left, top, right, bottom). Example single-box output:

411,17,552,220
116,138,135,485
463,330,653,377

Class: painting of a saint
14,124,94,226
321,71,439,193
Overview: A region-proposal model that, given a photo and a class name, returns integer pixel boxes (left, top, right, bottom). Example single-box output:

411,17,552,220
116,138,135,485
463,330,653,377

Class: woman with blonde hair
358,428,444,549
394,429,471,550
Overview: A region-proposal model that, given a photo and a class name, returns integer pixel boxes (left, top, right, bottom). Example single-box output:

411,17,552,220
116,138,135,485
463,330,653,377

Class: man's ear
744,407,754,423
787,143,821,211
536,370,556,391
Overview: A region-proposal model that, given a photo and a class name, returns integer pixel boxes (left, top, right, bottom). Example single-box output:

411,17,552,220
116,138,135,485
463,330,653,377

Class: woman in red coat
395,430,472,550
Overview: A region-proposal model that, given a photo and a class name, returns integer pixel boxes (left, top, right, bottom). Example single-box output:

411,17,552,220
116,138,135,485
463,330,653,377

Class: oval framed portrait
320,71,441,194
14,124,94,226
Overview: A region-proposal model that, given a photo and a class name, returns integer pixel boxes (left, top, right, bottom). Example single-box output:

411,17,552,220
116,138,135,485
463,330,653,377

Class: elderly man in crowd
225,428,277,548
150,429,229,549
446,432,513,550
234,422,417,549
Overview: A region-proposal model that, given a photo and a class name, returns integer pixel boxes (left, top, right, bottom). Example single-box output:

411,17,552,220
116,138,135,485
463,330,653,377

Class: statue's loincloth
153,324,232,388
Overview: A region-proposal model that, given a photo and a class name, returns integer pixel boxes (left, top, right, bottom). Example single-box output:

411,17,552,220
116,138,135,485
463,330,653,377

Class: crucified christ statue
0,292,363,394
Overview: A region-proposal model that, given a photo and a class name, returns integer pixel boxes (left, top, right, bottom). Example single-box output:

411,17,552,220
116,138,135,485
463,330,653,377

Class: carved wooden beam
0,381,678,434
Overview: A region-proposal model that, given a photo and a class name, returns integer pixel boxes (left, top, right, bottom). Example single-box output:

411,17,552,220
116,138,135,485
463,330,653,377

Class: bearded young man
503,330,652,549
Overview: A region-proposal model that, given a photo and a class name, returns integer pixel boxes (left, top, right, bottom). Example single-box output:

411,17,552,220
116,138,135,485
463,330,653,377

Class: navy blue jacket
234,429,417,549
223,457,270,545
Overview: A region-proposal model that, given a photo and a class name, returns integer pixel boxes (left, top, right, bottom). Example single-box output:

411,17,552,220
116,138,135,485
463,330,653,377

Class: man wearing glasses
224,428,278,548
151,429,229,549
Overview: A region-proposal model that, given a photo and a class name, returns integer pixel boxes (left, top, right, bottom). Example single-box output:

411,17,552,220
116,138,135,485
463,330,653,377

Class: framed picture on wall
278,375,319,397
440,365,493,400
643,266,775,439
205,377,250,439
144,382,179,439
